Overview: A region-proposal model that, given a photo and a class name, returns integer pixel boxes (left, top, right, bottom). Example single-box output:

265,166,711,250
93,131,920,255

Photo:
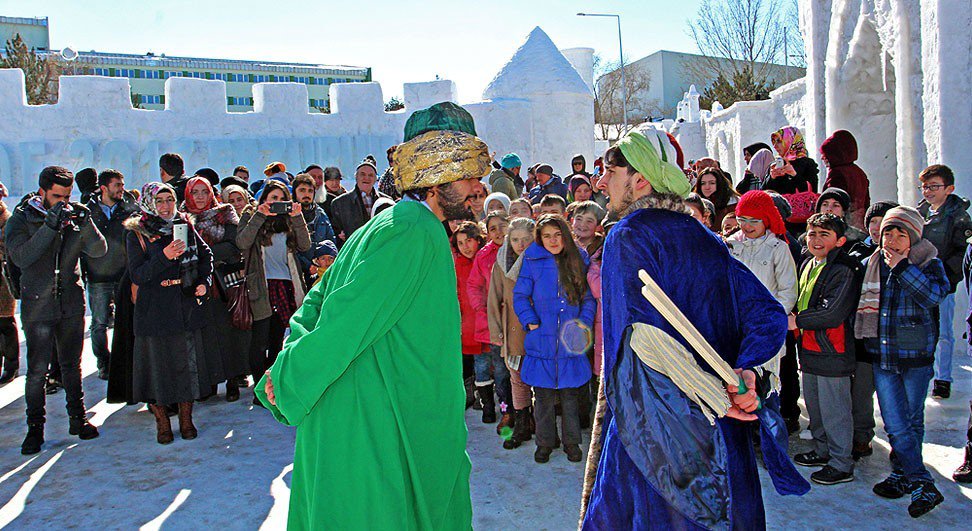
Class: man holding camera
83,169,138,380
5,166,107,455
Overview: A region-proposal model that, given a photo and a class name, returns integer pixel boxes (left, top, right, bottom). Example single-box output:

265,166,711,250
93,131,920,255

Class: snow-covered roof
483,27,591,100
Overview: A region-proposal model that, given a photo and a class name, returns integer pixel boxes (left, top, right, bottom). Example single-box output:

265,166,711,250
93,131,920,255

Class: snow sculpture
0,27,594,198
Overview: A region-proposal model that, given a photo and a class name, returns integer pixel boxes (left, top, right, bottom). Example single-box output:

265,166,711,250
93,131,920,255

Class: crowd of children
451,126,969,520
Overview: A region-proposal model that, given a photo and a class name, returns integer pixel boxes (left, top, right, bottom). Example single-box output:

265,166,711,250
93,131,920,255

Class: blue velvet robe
583,208,808,530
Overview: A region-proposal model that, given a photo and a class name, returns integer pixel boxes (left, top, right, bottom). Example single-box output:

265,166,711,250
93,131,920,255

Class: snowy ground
0,318,969,529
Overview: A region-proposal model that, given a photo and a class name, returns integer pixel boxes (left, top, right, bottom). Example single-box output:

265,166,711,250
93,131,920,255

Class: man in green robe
257,102,493,530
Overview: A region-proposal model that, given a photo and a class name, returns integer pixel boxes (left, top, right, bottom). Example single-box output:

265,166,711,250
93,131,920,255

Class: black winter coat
82,196,139,283
329,186,389,245
917,195,972,292
125,218,213,337
4,194,107,323
794,248,863,377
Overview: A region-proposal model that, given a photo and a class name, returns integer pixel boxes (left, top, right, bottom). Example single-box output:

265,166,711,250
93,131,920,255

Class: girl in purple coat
514,214,596,464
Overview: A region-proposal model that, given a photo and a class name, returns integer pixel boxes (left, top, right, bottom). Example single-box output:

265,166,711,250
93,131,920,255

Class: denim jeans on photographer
87,281,117,369
873,364,935,484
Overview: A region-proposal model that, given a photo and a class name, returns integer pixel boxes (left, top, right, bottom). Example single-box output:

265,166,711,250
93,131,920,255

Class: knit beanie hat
864,201,899,226
500,153,522,169
815,187,851,213
356,155,378,173
880,206,924,244
735,190,787,235
569,174,593,195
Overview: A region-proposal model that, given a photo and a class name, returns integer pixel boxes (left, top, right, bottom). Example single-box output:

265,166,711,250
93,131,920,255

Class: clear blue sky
1,0,703,102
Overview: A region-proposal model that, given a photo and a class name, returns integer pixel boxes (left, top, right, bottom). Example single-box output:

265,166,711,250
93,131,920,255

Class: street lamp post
578,12,627,134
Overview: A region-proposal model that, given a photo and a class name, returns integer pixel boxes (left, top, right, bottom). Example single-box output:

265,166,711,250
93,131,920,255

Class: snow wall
0,27,594,198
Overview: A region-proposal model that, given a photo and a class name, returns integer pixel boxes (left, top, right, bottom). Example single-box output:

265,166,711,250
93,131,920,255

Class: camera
60,202,83,229
269,202,293,215
771,158,786,170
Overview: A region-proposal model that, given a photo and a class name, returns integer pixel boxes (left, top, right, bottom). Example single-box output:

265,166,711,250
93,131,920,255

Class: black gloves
44,201,90,230
44,201,67,230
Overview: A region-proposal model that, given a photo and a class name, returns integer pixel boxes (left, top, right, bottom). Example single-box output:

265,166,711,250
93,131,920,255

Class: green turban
616,131,691,198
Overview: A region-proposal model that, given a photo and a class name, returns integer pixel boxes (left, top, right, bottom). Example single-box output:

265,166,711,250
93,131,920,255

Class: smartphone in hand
269,202,293,215
173,222,189,246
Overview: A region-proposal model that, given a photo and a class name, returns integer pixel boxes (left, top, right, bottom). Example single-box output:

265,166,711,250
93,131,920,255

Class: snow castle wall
0,27,594,198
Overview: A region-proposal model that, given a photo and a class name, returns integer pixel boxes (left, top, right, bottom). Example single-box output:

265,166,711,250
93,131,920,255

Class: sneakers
931,380,950,399
810,465,854,485
873,472,912,499
564,444,583,462
794,450,829,467
908,482,944,518
852,441,873,461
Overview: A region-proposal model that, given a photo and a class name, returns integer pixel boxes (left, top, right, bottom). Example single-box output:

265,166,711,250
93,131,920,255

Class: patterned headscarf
137,181,178,235
184,177,218,215
771,126,808,161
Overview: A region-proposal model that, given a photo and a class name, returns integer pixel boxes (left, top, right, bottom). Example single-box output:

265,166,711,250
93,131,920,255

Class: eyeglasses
736,217,764,225
920,184,945,192
470,194,486,200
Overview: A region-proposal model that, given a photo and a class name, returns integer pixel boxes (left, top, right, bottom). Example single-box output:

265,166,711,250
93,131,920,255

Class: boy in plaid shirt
854,206,948,518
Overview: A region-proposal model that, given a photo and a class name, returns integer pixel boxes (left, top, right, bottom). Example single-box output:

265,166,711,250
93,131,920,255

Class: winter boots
178,402,197,440
502,407,535,450
479,384,496,423
149,404,174,444
69,415,99,440
21,423,44,455
954,442,972,483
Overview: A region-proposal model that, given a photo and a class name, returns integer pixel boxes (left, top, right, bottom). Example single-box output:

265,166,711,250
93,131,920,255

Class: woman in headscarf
736,148,776,194
221,184,253,217
124,182,214,444
183,177,249,402
236,179,311,406
766,126,820,194
743,142,772,164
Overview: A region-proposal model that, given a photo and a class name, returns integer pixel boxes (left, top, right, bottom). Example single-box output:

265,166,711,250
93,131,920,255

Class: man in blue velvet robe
581,131,809,530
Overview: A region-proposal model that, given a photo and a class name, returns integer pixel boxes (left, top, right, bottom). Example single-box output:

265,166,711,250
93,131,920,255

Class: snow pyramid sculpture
472,27,594,172
484,26,592,100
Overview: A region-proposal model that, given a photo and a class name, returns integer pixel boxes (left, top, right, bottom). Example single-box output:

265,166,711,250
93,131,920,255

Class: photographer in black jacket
83,169,138,379
5,166,107,455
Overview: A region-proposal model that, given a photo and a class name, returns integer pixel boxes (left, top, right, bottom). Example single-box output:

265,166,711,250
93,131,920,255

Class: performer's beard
438,182,475,221
607,180,636,217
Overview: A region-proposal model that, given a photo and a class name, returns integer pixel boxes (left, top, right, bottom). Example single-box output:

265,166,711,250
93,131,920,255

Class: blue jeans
87,281,117,369
934,292,954,382
474,346,512,410
873,364,935,484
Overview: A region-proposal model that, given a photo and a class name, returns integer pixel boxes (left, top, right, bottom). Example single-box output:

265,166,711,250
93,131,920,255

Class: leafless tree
686,0,804,107
593,54,660,142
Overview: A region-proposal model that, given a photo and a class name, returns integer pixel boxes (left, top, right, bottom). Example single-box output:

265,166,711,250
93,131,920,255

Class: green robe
256,200,472,530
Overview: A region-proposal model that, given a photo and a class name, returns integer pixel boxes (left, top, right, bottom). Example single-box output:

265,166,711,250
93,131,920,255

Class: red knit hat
735,190,786,235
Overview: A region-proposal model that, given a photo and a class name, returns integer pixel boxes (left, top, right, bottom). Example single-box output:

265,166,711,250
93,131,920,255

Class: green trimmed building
1,15,371,112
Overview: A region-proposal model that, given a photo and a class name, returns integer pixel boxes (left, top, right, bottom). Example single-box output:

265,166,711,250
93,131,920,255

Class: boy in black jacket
788,213,863,485
916,164,972,399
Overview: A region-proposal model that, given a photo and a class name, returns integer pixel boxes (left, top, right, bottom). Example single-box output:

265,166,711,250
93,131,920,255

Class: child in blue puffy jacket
514,214,596,464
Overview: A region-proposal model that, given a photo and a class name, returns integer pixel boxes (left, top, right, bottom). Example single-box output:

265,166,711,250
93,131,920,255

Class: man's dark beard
438,182,475,221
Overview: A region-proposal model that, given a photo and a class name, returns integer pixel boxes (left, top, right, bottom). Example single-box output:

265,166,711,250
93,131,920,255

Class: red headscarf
184,176,218,214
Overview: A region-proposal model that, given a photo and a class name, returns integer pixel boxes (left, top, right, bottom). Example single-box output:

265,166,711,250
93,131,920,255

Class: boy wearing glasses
916,164,972,399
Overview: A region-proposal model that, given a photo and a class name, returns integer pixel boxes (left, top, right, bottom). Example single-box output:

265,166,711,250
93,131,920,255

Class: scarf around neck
854,239,938,339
